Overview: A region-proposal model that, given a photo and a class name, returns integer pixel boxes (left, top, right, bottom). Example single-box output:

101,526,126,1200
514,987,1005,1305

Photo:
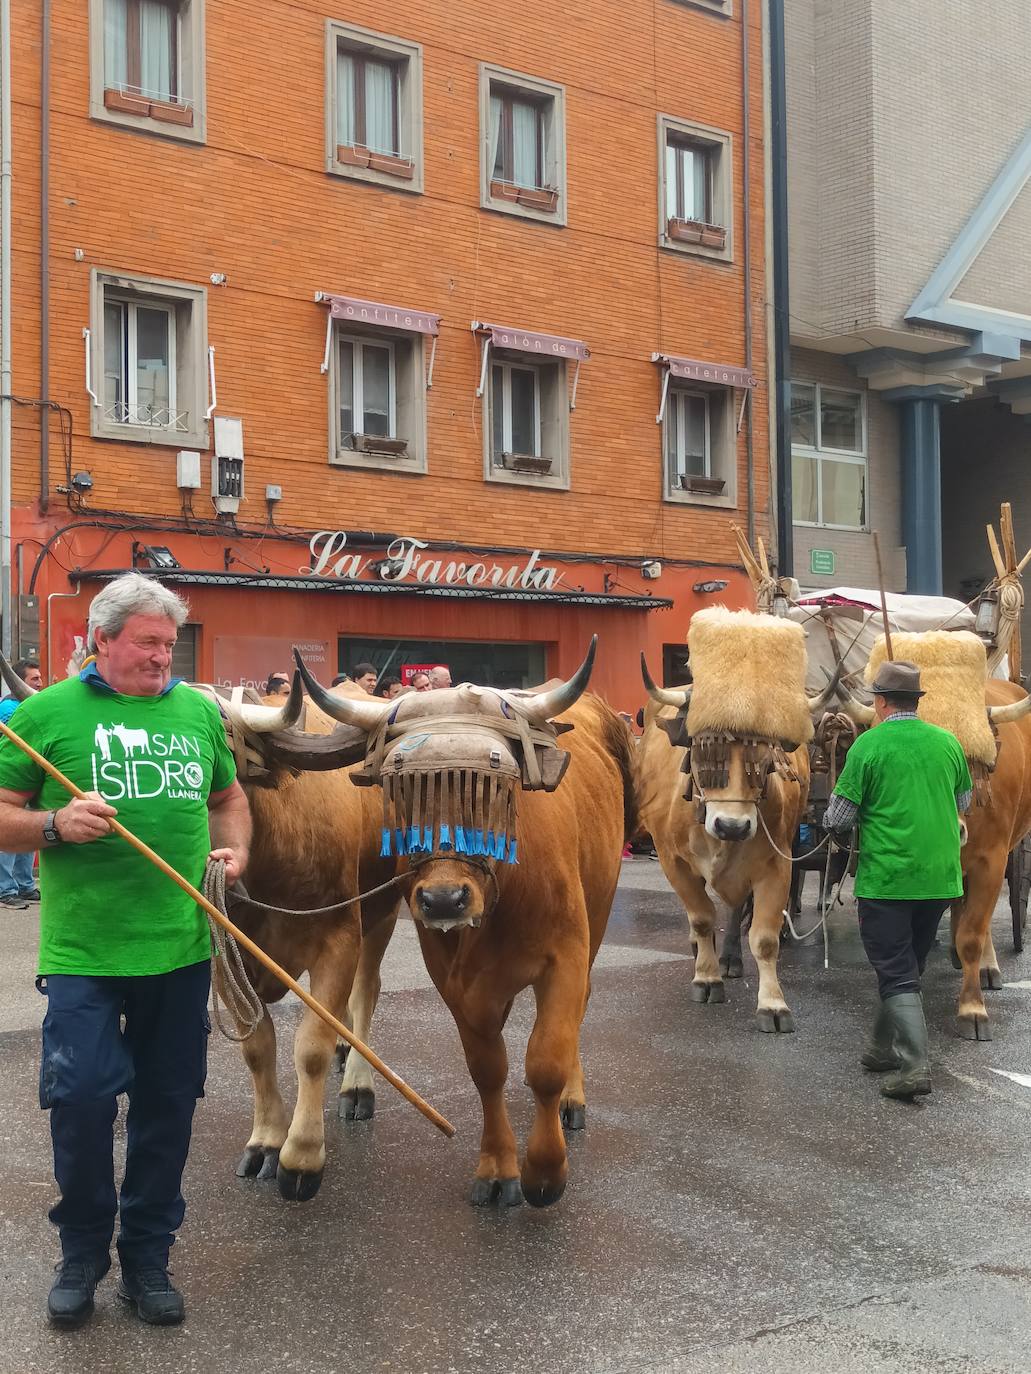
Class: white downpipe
1,0,13,655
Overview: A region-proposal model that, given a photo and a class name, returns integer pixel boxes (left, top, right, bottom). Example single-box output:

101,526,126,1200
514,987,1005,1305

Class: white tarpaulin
788,587,1007,691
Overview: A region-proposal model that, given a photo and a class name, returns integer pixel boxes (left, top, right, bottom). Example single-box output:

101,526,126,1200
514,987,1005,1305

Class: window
662,385,735,505
480,65,567,225
492,362,541,460
326,22,423,193
791,382,867,529
658,115,732,259
89,269,209,448
89,0,205,142
330,328,427,474
339,337,396,443
483,355,569,489
667,390,710,484
668,0,732,16
172,624,199,681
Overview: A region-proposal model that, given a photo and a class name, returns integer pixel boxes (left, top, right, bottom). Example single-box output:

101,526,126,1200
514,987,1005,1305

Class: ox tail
596,700,639,844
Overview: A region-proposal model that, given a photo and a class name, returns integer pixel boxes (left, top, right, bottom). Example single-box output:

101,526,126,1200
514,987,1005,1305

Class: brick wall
9,0,769,569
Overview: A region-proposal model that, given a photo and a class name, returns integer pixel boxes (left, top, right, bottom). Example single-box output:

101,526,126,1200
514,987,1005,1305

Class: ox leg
560,976,591,1132
235,1008,291,1182
522,948,590,1208
339,912,398,1121
720,898,750,979
277,928,362,1202
954,853,1006,1040
667,858,726,1004
979,925,1004,992
750,869,795,1034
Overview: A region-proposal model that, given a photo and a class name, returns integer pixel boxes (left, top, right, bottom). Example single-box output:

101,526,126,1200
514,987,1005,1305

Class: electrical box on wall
176,451,202,490
212,417,245,514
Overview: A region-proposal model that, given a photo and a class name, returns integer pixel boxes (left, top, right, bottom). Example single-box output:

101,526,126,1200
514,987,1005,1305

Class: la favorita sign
305,530,565,592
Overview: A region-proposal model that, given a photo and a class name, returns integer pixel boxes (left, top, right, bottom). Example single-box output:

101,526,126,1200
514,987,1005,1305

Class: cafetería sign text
305,531,565,592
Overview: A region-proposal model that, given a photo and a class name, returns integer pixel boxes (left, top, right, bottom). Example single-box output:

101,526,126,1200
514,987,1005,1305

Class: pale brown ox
297,652,635,1209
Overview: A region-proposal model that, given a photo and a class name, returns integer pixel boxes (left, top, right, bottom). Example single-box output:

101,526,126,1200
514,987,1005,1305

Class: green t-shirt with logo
832,717,972,900
0,676,237,976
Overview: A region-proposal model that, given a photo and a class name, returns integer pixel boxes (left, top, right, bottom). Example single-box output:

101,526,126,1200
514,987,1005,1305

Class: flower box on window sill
104,88,152,117
489,179,522,203
104,89,193,126
501,452,553,475
347,433,410,458
336,144,373,168
517,186,559,212
367,151,415,179
677,474,726,496
668,218,727,250
150,99,194,128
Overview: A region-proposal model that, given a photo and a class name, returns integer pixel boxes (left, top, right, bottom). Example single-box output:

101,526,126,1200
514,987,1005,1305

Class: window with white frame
483,353,569,488
662,384,734,504
666,390,710,485
492,362,541,460
89,269,209,448
326,22,423,192
480,65,567,224
659,115,732,259
791,382,867,529
339,336,395,443
90,0,205,140
330,326,427,474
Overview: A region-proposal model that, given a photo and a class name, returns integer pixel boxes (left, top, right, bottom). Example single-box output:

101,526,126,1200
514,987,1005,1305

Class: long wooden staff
0,718,456,1139
872,530,894,661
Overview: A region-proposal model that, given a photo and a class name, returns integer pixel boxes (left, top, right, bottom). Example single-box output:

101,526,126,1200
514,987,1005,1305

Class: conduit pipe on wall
768,0,793,576
741,0,755,546
40,0,50,510
1,0,13,654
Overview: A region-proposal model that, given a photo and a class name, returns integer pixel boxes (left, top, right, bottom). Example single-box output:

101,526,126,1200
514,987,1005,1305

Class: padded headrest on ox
866,631,996,766
685,606,814,747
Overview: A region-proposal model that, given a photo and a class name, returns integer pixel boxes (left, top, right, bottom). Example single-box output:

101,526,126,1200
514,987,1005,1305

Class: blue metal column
899,398,942,594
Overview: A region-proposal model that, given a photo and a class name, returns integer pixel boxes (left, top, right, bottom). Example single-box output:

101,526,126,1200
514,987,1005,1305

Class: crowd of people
264,662,453,702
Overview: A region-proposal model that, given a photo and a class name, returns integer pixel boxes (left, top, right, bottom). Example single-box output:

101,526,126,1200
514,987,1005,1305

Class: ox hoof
521,1179,567,1209
691,981,726,1004
276,1163,325,1202
949,947,962,971
561,1102,586,1131
469,1177,522,1208
334,1043,349,1074
980,968,1004,991
719,957,744,979
235,1146,265,1179
958,1015,993,1042
338,1088,375,1121
257,1148,281,1182
757,1008,795,1034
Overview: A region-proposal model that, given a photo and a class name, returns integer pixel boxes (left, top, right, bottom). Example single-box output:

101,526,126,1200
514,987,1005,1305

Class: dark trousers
39,959,210,1272
857,898,949,1000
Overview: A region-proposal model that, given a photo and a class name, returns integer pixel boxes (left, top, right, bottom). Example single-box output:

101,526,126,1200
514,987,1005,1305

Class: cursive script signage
305,531,565,592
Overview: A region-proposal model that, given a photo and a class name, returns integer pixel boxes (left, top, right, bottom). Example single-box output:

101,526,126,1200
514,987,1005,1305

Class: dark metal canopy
71,569,673,611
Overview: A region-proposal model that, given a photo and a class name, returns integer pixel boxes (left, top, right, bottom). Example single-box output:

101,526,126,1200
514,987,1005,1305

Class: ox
838,671,1031,1041
636,608,837,1031
296,644,635,1208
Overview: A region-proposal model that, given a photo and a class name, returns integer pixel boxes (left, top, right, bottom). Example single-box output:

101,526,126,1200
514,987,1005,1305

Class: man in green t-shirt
824,661,971,1102
0,573,251,1329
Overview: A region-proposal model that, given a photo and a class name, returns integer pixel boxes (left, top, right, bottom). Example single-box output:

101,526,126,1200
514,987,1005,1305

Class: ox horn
507,636,598,724
0,650,37,700
237,670,306,734
988,692,1031,725
641,653,692,709
293,650,393,732
835,688,875,726
807,663,844,715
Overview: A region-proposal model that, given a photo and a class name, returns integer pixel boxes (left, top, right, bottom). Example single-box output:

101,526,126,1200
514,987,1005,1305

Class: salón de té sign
305,530,565,592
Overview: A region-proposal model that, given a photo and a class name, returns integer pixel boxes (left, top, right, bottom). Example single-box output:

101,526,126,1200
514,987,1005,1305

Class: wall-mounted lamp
141,545,181,571
641,560,662,580
693,579,728,595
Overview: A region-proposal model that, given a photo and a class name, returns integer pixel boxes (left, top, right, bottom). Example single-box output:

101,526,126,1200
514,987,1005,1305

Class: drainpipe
768,0,793,576
40,0,50,511
741,0,755,546
1,0,13,654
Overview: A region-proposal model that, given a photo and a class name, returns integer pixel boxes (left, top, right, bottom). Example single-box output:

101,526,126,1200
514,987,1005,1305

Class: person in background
409,671,430,693
263,672,290,700
330,673,350,688
351,663,378,694
376,677,404,700
428,665,452,690
0,658,45,907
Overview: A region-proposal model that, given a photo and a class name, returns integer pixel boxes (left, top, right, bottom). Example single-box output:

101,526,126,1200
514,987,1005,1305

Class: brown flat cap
871,659,924,697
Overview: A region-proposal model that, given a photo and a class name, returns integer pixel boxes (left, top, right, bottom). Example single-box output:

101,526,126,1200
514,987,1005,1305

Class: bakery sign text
305,531,565,592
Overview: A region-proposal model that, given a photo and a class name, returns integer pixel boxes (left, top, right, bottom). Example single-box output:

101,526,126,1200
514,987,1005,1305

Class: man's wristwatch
42,810,63,845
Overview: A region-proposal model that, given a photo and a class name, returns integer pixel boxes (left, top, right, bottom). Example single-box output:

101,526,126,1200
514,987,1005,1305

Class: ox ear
0,650,37,700
988,692,1031,725
641,654,692,709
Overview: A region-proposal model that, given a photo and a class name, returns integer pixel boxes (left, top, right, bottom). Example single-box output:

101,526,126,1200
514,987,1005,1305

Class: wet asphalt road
2,861,1031,1373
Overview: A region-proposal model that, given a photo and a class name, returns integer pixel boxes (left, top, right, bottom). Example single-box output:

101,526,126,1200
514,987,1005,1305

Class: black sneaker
0,894,28,909
19,887,40,901
117,1266,185,1326
48,1258,107,1328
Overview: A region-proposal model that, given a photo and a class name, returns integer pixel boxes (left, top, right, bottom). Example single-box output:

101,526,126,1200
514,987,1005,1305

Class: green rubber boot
879,992,932,1100
860,1002,902,1073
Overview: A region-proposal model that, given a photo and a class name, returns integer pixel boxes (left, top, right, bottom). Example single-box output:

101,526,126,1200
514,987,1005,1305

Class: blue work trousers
0,849,35,897
38,959,211,1273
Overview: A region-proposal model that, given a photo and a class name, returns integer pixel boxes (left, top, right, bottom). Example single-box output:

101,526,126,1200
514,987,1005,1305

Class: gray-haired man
0,572,251,1328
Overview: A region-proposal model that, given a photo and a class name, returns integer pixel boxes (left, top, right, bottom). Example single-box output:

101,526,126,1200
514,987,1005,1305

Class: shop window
172,623,198,681
662,643,692,688
326,21,423,193
484,356,569,489
659,115,732,260
88,269,210,449
330,328,427,474
480,64,567,226
663,386,734,505
89,0,206,142
791,382,867,529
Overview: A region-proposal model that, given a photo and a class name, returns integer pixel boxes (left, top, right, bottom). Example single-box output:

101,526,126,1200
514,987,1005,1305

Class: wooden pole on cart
0,717,457,1139
872,530,894,661
1000,502,1022,684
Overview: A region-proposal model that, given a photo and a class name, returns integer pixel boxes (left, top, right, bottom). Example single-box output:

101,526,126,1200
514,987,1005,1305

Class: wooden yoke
984,502,1031,684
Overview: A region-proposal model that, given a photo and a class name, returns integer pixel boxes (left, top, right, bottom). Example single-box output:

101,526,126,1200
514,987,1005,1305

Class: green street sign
810,548,836,576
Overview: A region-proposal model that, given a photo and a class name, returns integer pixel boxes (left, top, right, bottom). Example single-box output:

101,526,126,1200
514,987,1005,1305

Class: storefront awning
473,321,590,410
317,292,442,386
652,353,759,425
72,570,672,612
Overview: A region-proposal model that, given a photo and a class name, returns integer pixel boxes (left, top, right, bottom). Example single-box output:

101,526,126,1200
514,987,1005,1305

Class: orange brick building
2,0,769,706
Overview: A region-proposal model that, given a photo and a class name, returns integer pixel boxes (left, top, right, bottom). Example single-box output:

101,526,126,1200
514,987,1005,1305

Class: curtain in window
104,0,129,90
135,307,171,422
511,99,539,189
791,454,819,523
140,0,175,101
104,301,126,418
362,345,392,436
339,340,355,441
491,365,505,458
490,94,503,180
365,59,397,155
337,51,356,145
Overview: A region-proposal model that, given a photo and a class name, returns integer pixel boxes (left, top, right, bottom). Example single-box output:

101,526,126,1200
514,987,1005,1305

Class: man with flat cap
824,660,972,1100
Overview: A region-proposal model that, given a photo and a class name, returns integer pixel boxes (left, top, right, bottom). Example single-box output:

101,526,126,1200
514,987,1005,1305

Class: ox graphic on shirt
90,722,206,801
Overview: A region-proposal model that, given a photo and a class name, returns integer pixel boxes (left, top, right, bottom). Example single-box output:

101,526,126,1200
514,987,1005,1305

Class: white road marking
987,1068,1031,1089
1004,979,1031,990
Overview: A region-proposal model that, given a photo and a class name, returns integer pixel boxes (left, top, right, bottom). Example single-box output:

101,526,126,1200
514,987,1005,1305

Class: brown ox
297,646,634,1208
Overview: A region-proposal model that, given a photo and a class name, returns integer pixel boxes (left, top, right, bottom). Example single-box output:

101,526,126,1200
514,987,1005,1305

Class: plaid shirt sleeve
956,788,972,815
823,792,860,833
